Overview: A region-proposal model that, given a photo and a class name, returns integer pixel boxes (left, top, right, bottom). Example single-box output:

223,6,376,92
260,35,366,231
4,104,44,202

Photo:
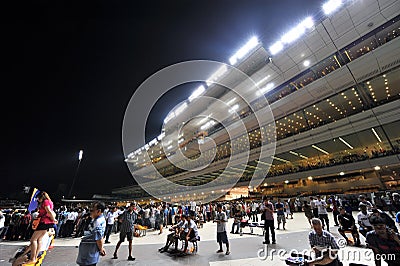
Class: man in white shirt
104,206,118,243
357,203,373,237
315,195,330,231
214,204,230,255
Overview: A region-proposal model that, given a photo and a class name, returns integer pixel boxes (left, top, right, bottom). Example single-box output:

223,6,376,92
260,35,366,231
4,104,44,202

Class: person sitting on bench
338,207,360,246
182,215,199,253
158,215,186,253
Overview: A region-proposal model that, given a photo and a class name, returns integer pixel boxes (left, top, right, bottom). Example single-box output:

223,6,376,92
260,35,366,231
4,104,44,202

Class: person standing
315,195,330,231
310,197,318,218
261,198,275,244
26,192,57,264
76,202,106,266
214,204,230,255
275,199,286,230
303,201,314,228
104,206,118,244
112,203,137,261
284,200,293,219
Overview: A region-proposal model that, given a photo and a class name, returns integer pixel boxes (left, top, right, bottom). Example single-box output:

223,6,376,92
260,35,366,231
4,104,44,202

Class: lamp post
68,150,83,198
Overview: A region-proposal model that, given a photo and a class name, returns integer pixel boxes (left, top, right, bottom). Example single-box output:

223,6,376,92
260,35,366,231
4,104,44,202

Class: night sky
3,0,322,199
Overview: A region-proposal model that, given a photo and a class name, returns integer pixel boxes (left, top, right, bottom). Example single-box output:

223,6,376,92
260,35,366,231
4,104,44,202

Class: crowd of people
2,191,400,265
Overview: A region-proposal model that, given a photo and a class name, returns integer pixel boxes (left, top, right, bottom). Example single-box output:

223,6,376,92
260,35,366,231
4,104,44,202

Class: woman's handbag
32,218,41,230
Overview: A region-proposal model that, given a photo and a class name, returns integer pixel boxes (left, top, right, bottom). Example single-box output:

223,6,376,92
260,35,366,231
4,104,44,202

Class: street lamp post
68,150,83,199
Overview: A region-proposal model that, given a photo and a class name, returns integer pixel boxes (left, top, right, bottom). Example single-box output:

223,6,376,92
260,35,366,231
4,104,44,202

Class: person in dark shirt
366,215,400,266
370,208,398,233
337,207,360,246
275,199,286,230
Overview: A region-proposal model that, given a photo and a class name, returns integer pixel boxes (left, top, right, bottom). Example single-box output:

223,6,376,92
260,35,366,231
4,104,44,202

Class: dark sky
2,0,322,199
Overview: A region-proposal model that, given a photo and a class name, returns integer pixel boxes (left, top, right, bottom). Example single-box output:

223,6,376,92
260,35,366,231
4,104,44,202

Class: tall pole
68,150,83,199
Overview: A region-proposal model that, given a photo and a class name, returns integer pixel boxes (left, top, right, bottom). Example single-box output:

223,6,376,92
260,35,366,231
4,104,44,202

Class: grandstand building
114,0,400,202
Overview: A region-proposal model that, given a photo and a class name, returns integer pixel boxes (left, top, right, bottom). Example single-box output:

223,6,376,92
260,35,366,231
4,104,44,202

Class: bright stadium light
303,60,310,67
78,150,83,160
174,102,188,116
157,132,165,141
206,65,228,86
229,36,259,65
269,17,314,55
228,104,239,113
200,120,216,130
226,98,236,106
257,82,275,96
188,85,206,102
269,41,284,55
323,0,342,15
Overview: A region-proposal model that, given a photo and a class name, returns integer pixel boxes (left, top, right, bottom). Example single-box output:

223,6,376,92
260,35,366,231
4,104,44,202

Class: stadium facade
115,0,400,202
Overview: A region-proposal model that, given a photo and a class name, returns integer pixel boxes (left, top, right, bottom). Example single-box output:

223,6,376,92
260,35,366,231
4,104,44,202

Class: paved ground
0,212,385,265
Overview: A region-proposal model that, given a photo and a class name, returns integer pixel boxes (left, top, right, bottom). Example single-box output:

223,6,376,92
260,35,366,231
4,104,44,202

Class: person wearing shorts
275,199,286,230
112,203,137,261
214,204,230,255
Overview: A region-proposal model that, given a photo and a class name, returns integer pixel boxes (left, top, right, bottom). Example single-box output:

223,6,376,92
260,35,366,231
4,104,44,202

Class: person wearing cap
337,207,360,246
214,204,230,255
357,203,373,238
366,215,400,266
370,208,398,233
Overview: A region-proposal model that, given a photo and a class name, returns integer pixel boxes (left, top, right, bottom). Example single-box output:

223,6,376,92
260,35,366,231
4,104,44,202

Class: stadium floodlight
200,120,216,130
226,98,236,106
174,102,188,116
301,16,314,29
282,26,305,44
197,114,212,126
229,36,259,65
255,75,270,87
149,138,158,146
206,65,228,86
312,144,329,155
78,150,83,161
371,128,382,142
269,41,284,55
303,60,310,67
164,112,175,124
257,82,275,96
339,137,353,149
228,104,239,113
127,152,134,159
323,0,342,15
157,132,165,141
188,85,206,102
144,144,149,151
